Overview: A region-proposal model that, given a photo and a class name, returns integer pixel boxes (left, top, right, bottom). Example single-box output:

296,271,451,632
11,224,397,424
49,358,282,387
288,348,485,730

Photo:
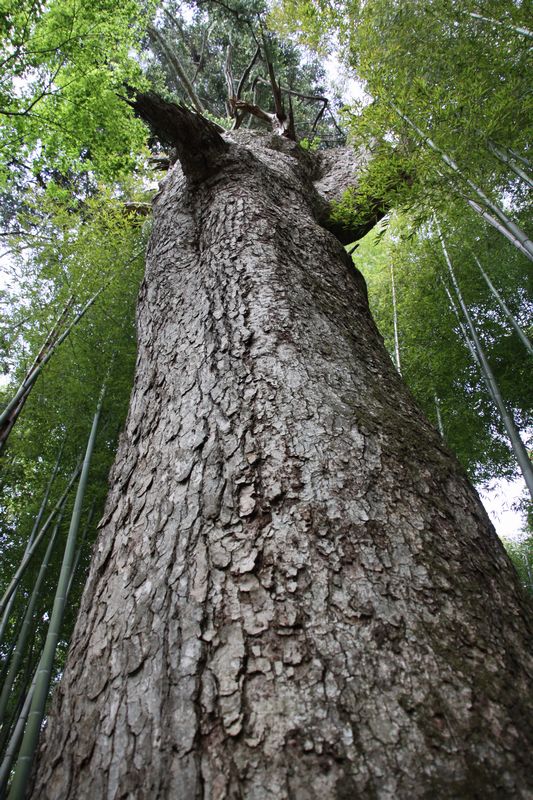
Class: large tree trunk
32,129,532,799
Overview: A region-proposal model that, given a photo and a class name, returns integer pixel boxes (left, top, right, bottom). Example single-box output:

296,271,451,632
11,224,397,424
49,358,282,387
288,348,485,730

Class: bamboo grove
0,0,532,795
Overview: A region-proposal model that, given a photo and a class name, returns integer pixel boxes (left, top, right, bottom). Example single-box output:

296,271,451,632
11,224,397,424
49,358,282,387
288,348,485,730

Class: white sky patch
479,477,528,541
324,54,371,107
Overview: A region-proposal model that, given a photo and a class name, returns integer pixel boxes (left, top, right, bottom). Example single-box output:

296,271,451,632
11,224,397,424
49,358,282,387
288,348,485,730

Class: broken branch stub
128,91,228,180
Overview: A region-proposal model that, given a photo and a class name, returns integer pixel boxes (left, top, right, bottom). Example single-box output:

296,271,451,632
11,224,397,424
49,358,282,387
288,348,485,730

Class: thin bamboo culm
473,255,533,357
0,443,63,650
0,509,64,725
390,103,533,262
0,502,88,798
0,462,81,619
0,289,104,453
435,219,533,497
7,382,106,800
390,262,402,374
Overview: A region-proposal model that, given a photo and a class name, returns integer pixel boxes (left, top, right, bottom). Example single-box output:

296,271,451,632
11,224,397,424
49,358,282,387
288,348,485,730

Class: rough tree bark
31,110,532,799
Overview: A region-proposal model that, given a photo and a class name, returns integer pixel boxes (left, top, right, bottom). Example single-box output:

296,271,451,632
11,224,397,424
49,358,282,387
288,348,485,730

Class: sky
324,55,369,106
479,476,528,542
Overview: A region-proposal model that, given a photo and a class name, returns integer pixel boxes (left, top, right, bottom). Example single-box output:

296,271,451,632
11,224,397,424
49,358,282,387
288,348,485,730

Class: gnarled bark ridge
32,126,532,799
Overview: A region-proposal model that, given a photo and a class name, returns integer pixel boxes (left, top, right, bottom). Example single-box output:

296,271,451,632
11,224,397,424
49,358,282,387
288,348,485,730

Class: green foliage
299,136,320,152
330,144,410,231
0,183,148,700
202,110,233,130
0,0,153,193
278,0,532,223
503,535,533,597
353,208,532,484
270,0,347,53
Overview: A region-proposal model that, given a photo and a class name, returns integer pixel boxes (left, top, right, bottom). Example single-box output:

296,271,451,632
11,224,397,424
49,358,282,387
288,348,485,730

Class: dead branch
223,43,235,117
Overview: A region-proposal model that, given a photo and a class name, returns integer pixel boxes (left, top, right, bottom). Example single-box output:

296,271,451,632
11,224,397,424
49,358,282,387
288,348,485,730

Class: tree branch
311,102,327,132
126,91,228,180
261,31,284,119
148,26,208,116
255,29,295,139
236,45,261,100
162,8,213,83
254,77,328,105
232,99,275,126
223,43,235,117
191,23,212,83
325,106,345,139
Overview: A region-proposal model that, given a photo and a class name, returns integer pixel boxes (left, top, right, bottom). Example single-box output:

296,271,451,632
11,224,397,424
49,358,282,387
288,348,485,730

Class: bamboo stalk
0,509,64,725
436,220,533,497
0,508,90,797
466,200,532,261
487,141,533,189
0,463,81,618
7,382,106,800
0,623,38,763
24,297,74,380
434,394,444,438
0,444,63,645
524,552,533,594
389,103,533,261
65,501,95,599
441,281,483,375
390,262,401,374
0,288,104,452
0,444,63,649
0,504,93,795
0,615,24,687
468,11,533,39
507,147,533,171
473,255,533,356
0,669,36,798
